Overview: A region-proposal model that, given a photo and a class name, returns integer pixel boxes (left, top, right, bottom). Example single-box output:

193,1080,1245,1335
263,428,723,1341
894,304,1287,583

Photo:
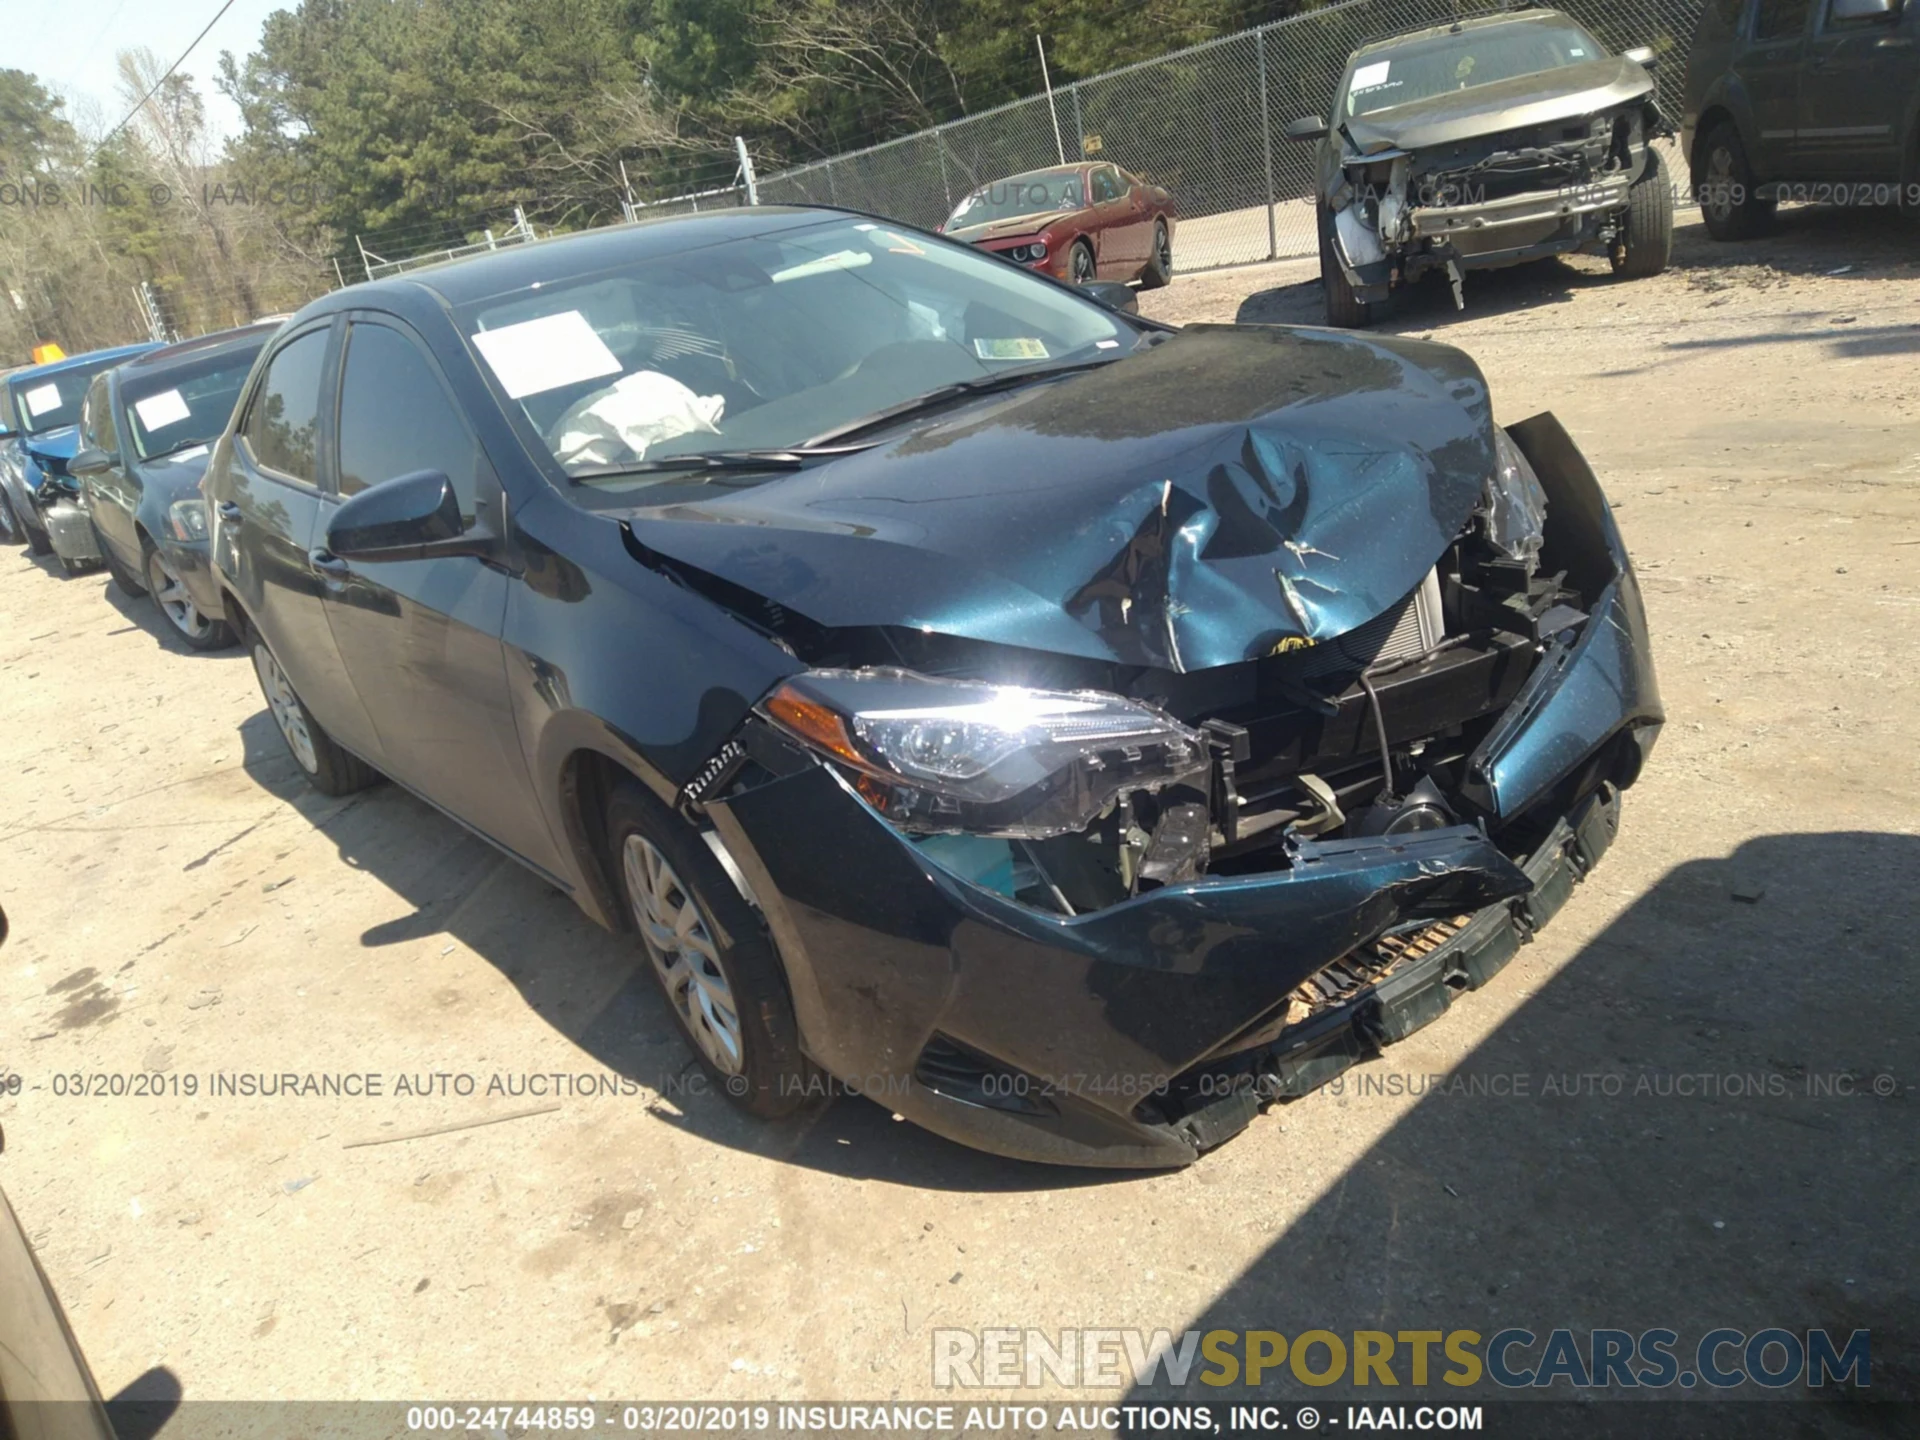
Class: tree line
2,0,1314,358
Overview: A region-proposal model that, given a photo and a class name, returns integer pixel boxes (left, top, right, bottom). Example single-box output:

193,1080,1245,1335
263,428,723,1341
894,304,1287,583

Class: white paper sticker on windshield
23,382,61,418
470,310,622,400
134,388,192,430
973,337,1049,361
1351,60,1391,91
1569,46,1586,55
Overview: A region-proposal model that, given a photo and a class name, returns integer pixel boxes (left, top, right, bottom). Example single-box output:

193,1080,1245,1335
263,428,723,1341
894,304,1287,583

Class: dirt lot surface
2,206,1916,1421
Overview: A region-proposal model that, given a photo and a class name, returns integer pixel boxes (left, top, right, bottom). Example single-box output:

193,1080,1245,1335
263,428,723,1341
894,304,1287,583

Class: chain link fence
346,0,1706,283
740,0,1704,272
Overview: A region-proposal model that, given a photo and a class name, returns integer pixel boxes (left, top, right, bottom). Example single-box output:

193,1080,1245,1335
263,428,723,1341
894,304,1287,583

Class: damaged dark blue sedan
200,207,1660,1167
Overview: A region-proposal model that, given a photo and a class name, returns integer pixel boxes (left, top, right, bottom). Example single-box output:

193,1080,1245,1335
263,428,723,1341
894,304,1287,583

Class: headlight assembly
1483,427,1549,573
1006,241,1048,264
167,497,210,541
761,667,1206,838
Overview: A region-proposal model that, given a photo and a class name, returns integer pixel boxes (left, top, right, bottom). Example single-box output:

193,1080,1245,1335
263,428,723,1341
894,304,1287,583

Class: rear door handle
309,548,351,579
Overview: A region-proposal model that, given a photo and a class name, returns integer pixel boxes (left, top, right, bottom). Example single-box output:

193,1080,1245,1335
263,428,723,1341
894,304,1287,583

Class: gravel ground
1,205,1915,1421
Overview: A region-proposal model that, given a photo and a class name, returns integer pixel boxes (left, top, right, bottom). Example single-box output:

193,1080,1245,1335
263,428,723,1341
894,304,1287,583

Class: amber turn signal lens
764,685,864,765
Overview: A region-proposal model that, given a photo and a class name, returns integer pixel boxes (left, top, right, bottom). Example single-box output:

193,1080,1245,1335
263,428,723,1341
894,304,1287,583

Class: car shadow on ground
232,709,1131,1193
1231,206,1918,336
1121,831,1917,1426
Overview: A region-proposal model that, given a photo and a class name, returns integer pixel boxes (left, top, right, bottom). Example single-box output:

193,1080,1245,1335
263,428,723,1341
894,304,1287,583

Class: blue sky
3,0,288,145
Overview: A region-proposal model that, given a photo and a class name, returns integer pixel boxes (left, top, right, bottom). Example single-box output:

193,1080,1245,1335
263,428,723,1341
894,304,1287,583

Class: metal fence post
1070,83,1084,160
825,158,838,204
1256,27,1277,262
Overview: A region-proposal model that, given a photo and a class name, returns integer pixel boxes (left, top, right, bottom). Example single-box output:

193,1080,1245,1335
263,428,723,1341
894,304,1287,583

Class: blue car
0,342,162,570
71,322,279,648
200,209,1663,1166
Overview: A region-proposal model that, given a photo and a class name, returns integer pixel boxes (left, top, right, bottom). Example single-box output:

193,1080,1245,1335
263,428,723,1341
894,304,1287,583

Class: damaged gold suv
1287,8,1674,325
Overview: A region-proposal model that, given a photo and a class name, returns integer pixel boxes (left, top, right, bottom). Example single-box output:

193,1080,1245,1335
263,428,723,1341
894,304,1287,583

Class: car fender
1687,76,1760,186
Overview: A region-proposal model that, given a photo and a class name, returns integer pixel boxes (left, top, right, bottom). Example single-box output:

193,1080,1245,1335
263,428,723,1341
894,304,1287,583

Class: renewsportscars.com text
931,1327,1870,1390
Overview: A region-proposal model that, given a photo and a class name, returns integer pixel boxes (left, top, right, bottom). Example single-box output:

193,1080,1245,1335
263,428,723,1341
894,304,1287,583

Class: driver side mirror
1284,115,1329,142
1076,280,1140,315
1622,44,1659,69
69,446,116,478
325,469,482,562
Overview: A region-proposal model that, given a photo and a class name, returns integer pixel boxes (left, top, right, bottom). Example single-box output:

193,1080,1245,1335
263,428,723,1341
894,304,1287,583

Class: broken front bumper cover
42,498,103,568
1331,171,1635,302
1409,172,1631,244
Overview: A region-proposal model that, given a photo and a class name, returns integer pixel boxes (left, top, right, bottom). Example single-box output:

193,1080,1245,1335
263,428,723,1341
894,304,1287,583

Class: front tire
101,525,146,597
146,544,234,650
248,627,379,795
606,779,814,1119
1612,149,1673,279
0,488,20,545
1069,240,1096,285
1139,220,1173,289
22,509,52,557
1698,121,1773,241
1318,208,1372,327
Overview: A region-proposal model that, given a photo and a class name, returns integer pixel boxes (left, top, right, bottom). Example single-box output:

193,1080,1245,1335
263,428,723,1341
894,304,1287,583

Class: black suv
1683,0,1920,237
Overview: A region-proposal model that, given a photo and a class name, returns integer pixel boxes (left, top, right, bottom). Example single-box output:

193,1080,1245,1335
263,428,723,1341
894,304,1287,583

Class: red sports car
939,163,1177,289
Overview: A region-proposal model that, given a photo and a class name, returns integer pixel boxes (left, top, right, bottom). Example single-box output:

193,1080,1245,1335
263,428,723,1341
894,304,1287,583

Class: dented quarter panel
613,325,1496,672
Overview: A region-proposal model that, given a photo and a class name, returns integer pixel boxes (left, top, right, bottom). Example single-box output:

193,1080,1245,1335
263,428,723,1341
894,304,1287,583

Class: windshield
460,217,1134,488
122,342,265,461
1342,21,1603,118
945,171,1087,229
9,358,128,435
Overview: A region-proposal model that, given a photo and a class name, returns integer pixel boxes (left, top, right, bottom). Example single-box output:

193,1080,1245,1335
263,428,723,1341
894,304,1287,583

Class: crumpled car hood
1342,57,1653,154
620,324,1495,673
23,425,78,466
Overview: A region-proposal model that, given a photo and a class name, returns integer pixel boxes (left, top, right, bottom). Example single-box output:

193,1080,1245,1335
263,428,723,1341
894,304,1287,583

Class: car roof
119,321,281,378
320,206,874,312
1354,8,1581,60
7,341,161,386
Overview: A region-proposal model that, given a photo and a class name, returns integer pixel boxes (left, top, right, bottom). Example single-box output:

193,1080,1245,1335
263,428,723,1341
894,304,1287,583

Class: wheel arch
1689,101,1744,186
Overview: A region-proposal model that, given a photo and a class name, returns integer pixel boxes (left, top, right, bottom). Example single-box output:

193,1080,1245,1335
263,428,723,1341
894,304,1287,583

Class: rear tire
1139,220,1173,289
1613,150,1673,279
605,778,815,1120
1697,121,1773,240
246,624,380,795
1318,208,1372,328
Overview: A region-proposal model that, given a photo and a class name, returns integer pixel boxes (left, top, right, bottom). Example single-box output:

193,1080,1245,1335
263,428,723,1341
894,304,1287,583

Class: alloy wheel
623,834,744,1076
1071,245,1095,283
147,548,214,642
252,641,319,773
1156,224,1172,273
1704,146,1736,226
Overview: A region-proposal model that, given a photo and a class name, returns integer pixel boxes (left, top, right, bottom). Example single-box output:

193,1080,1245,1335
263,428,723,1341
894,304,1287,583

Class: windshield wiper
805,355,1123,447
569,444,873,484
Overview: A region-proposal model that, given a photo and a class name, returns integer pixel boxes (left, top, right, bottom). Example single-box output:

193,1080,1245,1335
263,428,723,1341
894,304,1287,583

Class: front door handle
1877,34,1913,47
217,501,243,524
309,548,351,579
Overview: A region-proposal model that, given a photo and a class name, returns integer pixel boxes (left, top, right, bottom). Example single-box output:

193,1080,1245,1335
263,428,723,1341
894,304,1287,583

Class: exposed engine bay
671,424,1580,920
